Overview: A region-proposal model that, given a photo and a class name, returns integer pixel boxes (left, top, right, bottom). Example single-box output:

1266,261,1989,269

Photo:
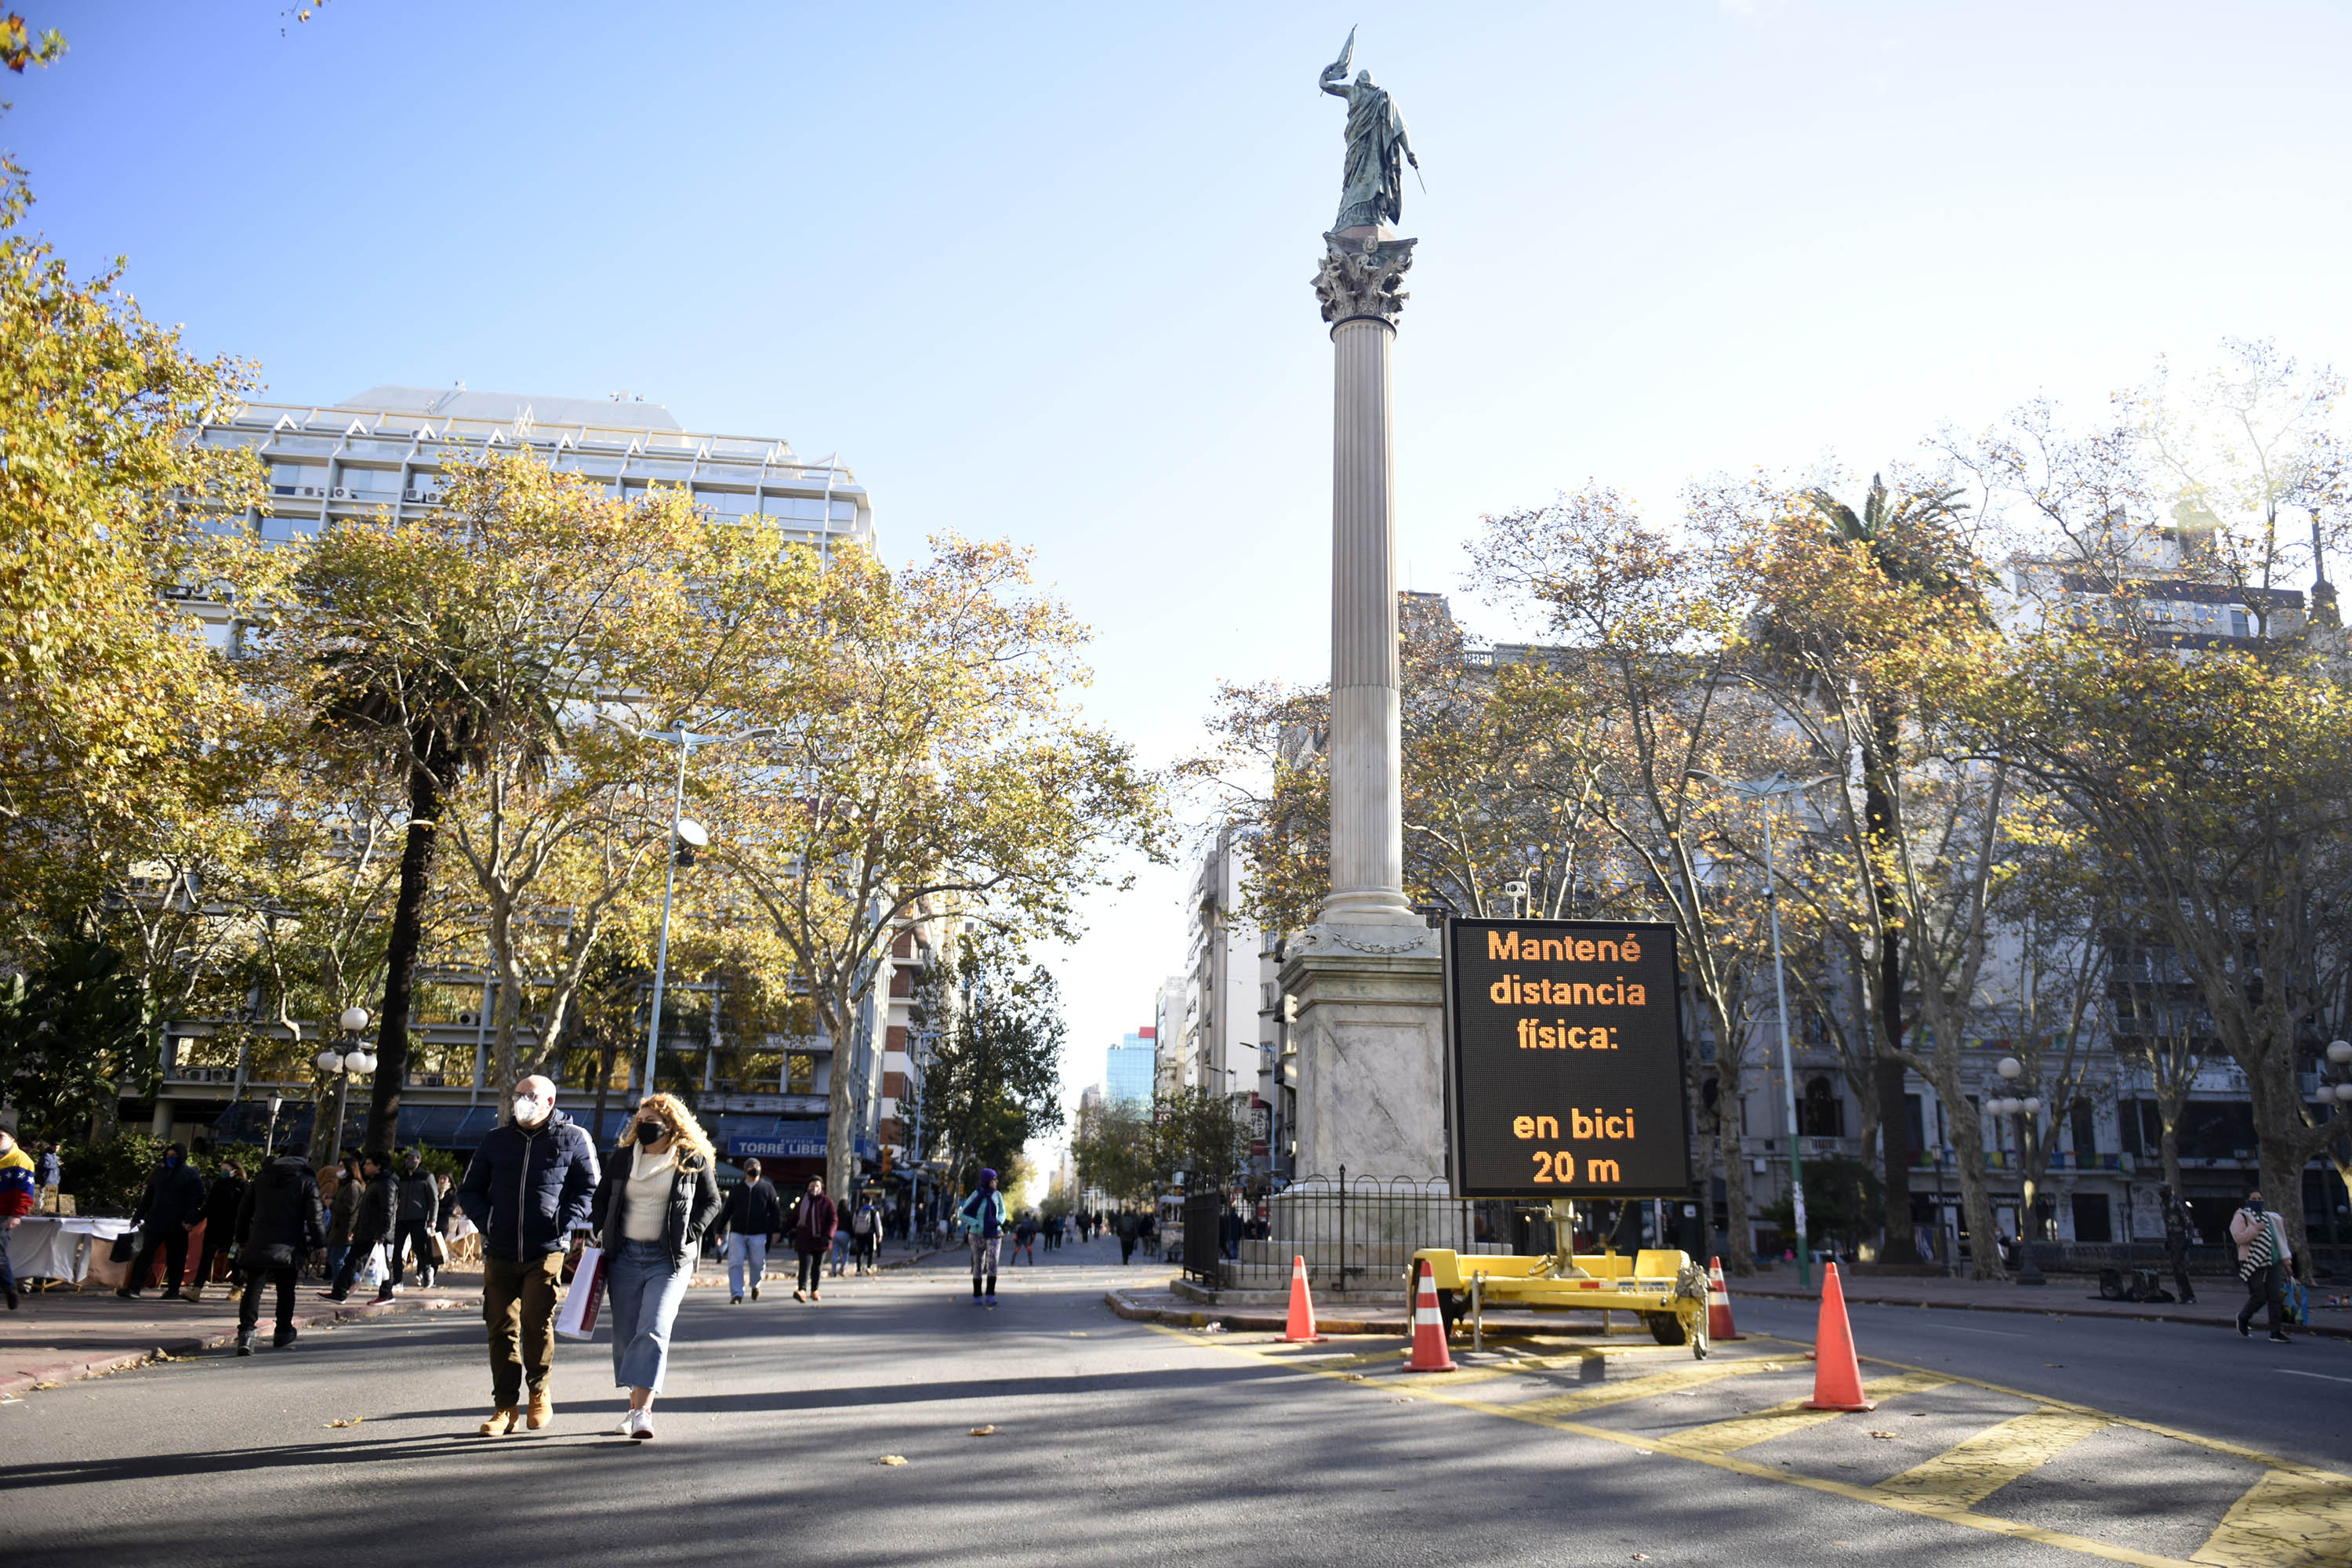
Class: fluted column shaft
1324,314,1411,921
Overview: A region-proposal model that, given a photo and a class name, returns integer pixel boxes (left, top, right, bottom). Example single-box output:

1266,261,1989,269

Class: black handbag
110,1232,139,1263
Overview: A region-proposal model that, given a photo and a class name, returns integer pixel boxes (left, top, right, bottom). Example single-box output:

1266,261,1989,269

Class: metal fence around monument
1192,1171,1536,1298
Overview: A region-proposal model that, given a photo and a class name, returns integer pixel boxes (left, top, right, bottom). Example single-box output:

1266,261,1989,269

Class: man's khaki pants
483,1253,564,1408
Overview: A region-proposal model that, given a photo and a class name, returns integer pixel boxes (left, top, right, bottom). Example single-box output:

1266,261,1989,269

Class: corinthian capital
1313,231,1417,328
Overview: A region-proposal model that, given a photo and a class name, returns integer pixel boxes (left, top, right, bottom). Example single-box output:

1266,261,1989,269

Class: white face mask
513,1094,549,1125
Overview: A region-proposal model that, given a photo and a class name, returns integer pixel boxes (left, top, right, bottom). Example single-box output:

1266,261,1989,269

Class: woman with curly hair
591,1092,721,1439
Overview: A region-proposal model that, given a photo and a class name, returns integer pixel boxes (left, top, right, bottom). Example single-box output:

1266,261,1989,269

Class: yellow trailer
1411,1203,1712,1357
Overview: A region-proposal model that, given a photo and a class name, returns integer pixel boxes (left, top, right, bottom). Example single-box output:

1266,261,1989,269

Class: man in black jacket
456,1075,600,1436
232,1154,325,1354
118,1145,206,1301
714,1157,783,1303
390,1152,441,1290
187,1160,247,1304
321,1153,397,1304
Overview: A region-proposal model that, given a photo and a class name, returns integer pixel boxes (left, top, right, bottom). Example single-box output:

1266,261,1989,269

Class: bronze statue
1320,27,1419,233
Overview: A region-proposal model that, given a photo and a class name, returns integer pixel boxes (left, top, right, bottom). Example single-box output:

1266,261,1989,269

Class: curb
1726,1283,2352,1342
1105,1289,1402,1336
0,1294,473,1401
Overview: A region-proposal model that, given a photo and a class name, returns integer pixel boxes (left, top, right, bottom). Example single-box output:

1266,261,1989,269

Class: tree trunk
2158,1099,2187,1202
821,978,860,1200
1936,1088,2007,1282
1865,756,1918,1264
1719,1098,1755,1274
590,1038,619,1148
362,760,441,1158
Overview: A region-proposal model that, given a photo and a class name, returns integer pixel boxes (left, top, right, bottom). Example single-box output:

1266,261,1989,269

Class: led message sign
1443,919,1690,1199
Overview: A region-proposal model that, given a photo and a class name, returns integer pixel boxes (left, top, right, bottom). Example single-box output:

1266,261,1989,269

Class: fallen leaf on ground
1069,1331,1089,1338
878,1454,908,1466
1867,1431,1896,1439
1341,1373,1367,1381
968,1425,997,1436
324,1417,365,1428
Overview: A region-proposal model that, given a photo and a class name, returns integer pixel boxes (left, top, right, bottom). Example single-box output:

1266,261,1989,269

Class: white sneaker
630,1410,655,1441
613,1410,644,1438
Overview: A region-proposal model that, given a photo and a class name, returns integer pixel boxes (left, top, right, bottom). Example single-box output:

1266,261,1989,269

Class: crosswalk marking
1875,1408,2111,1509
2194,1467,2352,1568
1670,1370,1952,1454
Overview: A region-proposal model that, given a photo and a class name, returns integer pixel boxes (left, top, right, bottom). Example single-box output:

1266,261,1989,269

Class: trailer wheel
1645,1312,1687,1345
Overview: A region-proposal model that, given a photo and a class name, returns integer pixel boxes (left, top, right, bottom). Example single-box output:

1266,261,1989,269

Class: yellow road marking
1876,1408,2111,1510
1506,1356,1783,1417
1673,1370,1953,1454
2194,1468,2352,1568
1152,1325,2314,1568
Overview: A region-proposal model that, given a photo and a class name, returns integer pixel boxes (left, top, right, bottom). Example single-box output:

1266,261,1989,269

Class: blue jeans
606,1240,691,1393
1,1221,15,1298
830,1229,850,1273
724,1232,767,1298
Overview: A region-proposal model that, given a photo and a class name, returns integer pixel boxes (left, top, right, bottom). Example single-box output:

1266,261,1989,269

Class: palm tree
1780,474,1975,1264
311,608,557,1158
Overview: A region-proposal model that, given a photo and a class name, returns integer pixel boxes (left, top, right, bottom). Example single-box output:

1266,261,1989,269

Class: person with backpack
231,1153,325,1355
2229,1189,2294,1344
851,1194,880,1276
960,1170,1007,1306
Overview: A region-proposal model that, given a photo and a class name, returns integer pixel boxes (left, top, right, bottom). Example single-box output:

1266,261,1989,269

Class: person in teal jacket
959,1169,1006,1307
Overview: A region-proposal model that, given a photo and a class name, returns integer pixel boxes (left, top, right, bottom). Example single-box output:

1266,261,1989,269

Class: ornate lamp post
1991,1054,2045,1285
314,1005,377,1167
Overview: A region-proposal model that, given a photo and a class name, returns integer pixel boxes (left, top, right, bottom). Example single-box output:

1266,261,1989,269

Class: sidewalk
1725,1268,2352,1341
0,1272,482,1400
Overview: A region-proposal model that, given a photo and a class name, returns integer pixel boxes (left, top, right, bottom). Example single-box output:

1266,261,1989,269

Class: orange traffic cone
1706,1256,1746,1341
1800,1261,1875,1411
1403,1258,1457,1372
1280,1254,1325,1343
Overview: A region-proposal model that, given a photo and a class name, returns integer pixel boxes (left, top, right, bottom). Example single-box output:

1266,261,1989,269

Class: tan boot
477,1406,519,1437
184,1282,203,1304
526,1389,554,1430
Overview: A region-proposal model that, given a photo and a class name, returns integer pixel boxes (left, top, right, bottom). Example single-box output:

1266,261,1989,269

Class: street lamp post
314,1006,377,1167
1692,770,1831,1287
599,716,775,1102
1993,1054,2046,1285
909,1029,939,1241
263,1094,284,1158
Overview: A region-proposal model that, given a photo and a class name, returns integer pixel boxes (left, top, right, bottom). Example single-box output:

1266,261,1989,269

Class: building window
1798,1076,1843,1138
786,1054,815,1094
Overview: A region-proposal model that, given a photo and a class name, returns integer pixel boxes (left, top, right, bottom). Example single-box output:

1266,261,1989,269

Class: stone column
1318,230,1417,923
1275,229,1449,1189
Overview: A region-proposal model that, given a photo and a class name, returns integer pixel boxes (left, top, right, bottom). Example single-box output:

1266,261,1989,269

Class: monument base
1279,916,1447,1181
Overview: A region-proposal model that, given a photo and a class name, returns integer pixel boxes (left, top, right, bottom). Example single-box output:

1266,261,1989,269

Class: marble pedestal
1278,919,1446,1181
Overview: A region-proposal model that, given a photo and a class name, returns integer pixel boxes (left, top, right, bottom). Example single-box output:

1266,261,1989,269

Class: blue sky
17,2,2352,1140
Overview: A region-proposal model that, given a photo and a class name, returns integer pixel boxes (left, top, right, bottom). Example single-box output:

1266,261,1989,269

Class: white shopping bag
554,1245,607,1341
358,1243,389,1288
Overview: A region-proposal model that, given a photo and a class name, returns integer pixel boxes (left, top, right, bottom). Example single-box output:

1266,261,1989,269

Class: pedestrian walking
0,1126,34,1310
851,1194,880,1275
391,1152,441,1290
2159,1183,2198,1305
2229,1189,2294,1344
187,1159,248,1303
231,1152,325,1355
320,1152,397,1303
829,1200,853,1278
456,1075,601,1436
324,1153,362,1280
1116,1210,1138,1266
714,1156,782,1303
34,1142,60,1207
592,1094,720,1441
118,1143,206,1300
960,1170,1007,1305
1011,1210,1037,1266
789,1176,838,1301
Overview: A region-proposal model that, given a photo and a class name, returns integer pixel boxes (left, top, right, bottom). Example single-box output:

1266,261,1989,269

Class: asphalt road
3,1235,2347,1568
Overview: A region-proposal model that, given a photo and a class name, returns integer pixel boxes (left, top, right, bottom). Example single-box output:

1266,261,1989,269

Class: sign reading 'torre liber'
1443,918,1690,1199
